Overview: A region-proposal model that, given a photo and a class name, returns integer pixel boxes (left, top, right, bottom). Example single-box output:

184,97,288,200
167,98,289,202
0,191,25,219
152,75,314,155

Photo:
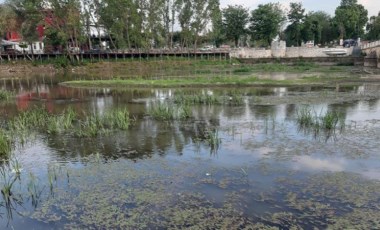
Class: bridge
361,40,380,68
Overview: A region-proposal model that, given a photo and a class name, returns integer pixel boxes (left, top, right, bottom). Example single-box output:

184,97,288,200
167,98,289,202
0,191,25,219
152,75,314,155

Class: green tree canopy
334,0,368,39
284,2,305,46
301,11,337,46
366,12,380,41
249,3,285,46
222,5,249,47
209,0,224,47
0,4,18,38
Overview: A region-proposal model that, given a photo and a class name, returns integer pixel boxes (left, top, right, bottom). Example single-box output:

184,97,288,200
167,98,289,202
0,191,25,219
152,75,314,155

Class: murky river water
0,75,380,229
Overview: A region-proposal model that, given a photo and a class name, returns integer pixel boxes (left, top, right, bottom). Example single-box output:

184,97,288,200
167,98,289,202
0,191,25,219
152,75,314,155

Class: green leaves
222,5,249,47
249,3,285,46
334,0,368,38
366,14,380,41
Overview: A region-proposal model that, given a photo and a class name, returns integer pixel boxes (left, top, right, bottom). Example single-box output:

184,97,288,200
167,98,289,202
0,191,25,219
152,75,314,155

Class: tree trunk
30,42,35,60
109,33,117,50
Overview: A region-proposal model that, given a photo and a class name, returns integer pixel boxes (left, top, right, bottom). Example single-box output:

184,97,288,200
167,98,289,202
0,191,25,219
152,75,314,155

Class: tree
301,11,337,46
334,0,368,39
175,0,193,48
98,0,143,49
0,4,18,57
249,3,285,46
175,0,217,49
162,0,175,49
366,12,380,41
284,2,305,46
81,0,102,50
190,0,218,49
32,0,85,62
222,5,249,47
139,0,166,49
209,0,224,47
5,0,45,57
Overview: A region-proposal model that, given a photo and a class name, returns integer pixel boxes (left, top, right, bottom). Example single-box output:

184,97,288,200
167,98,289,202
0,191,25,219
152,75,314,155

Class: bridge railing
361,40,380,49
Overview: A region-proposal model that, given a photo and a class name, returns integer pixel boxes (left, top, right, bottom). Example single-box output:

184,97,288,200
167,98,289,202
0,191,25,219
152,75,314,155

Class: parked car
199,45,214,51
343,39,357,48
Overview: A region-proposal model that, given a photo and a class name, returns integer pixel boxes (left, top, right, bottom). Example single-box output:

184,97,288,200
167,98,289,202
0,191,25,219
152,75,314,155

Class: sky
220,0,380,18
0,0,378,17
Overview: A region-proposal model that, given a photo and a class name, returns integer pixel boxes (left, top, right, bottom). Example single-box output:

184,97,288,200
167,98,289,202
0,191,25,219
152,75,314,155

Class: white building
1,39,44,54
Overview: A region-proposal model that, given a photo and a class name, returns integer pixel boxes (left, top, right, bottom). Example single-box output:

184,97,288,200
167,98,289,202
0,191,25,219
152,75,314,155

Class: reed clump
75,115,103,137
173,93,221,105
9,107,49,132
0,130,12,156
149,103,191,120
296,107,344,134
205,129,221,151
103,108,130,130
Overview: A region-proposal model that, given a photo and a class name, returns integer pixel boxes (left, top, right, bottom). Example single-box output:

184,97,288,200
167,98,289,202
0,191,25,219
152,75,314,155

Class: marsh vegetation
0,70,379,229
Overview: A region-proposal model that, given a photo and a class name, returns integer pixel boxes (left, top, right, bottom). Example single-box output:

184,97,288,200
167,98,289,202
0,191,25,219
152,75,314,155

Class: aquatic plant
320,111,341,130
10,158,22,176
296,107,314,128
173,93,221,105
27,173,42,208
61,107,77,129
103,108,130,130
149,103,191,120
75,115,104,137
296,107,344,135
225,94,244,106
0,167,17,204
46,117,61,135
9,106,49,133
0,130,12,156
205,129,221,153
8,106,130,138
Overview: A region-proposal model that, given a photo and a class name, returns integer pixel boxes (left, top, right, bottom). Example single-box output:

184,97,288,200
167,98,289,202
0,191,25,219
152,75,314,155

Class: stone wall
271,41,286,58
230,48,272,58
230,41,353,59
286,47,326,57
238,56,358,66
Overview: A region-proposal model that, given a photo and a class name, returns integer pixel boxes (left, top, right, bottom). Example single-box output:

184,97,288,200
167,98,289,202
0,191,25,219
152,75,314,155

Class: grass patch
0,90,14,101
8,106,131,138
62,71,359,88
233,67,251,73
173,91,245,106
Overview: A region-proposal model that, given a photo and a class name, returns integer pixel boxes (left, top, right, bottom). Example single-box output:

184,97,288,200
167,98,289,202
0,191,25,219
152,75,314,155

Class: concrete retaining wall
238,56,359,66
230,48,271,58
230,41,353,59
364,57,378,67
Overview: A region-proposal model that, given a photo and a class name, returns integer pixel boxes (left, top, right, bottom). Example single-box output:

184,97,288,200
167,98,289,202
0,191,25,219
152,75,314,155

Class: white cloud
293,156,346,172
